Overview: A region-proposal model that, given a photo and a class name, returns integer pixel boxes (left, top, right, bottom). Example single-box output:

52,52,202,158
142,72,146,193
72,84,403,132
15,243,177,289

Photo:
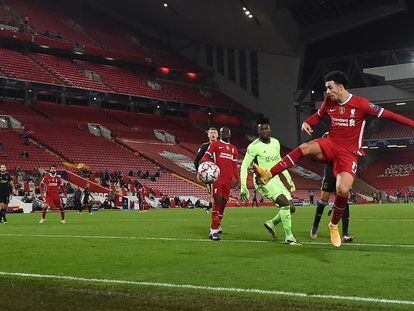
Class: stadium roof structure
87,0,406,56
284,0,407,43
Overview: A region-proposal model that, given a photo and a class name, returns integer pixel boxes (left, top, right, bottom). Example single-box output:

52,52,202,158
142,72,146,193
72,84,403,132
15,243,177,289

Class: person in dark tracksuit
74,187,82,213
194,127,218,214
0,164,13,224
82,183,94,214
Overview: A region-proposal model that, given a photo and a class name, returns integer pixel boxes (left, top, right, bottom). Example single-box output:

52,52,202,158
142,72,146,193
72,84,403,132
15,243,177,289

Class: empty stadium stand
359,150,414,189
31,53,113,92
1,0,206,73
75,60,171,100
0,128,62,171
0,48,61,85
10,0,98,47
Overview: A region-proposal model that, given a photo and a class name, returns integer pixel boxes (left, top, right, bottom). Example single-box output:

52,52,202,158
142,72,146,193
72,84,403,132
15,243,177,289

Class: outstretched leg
254,141,324,184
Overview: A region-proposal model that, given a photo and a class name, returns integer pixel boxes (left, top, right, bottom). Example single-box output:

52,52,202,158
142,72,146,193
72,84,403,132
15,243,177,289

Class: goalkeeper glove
240,186,249,202
252,163,272,185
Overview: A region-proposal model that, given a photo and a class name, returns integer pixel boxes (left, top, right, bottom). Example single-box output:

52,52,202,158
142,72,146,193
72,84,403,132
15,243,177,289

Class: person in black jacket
82,183,94,214
194,127,218,213
0,164,13,224
194,127,218,171
74,187,82,213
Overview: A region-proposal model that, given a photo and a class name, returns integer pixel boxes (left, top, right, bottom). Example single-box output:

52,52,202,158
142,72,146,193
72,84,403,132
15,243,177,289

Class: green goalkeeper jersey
240,137,292,189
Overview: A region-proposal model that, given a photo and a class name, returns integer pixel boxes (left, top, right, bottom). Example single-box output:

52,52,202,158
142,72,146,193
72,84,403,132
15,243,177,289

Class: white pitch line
1,233,414,249
0,233,267,244
346,219,414,222
0,271,412,306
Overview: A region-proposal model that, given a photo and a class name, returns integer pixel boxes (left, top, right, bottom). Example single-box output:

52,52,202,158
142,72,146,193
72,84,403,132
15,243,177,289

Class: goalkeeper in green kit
240,119,300,245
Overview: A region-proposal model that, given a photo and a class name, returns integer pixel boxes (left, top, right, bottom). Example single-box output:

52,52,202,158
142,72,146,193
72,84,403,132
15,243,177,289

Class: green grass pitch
0,204,413,310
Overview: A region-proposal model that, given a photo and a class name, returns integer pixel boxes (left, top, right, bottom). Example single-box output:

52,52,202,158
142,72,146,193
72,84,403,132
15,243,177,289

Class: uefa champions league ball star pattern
197,161,220,183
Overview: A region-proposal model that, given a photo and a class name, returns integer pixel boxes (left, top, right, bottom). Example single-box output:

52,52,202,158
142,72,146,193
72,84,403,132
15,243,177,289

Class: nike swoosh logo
328,109,335,112
219,147,224,149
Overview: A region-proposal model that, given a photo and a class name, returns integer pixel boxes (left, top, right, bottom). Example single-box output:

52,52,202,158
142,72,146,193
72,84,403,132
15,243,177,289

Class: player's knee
299,143,310,155
336,185,350,198
276,197,289,207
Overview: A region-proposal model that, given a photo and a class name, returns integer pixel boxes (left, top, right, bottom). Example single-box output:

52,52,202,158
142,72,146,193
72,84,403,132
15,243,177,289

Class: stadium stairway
30,53,114,92
74,60,117,93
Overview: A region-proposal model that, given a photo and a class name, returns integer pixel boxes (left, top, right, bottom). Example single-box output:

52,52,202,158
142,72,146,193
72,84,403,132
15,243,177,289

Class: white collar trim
339,93,352,105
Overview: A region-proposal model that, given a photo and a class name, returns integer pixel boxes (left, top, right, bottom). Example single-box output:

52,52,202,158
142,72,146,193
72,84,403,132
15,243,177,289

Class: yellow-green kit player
240,119,300,245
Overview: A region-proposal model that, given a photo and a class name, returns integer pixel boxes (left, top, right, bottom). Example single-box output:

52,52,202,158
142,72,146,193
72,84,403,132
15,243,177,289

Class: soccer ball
198,161,220,183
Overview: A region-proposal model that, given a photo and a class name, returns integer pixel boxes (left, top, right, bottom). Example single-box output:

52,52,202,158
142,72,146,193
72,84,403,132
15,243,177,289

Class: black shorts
0,195,10,205
321,164,336,193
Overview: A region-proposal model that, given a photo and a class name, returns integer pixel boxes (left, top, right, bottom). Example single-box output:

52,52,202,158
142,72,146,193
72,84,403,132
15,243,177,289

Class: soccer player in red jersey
39,165,67,224
254,71,414,247
200,127,239,241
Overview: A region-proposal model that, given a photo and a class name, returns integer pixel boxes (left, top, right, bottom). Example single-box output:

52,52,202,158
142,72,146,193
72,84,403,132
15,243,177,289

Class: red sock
211,201,223,230
270,147,304,177
218,203,226,224
41,209,47,219
331,195,348,225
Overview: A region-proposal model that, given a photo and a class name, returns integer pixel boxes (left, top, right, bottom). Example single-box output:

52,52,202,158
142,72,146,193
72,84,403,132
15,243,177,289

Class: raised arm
39,178,45,194
302,98,329,135
380,109,414,127
360,99,414,127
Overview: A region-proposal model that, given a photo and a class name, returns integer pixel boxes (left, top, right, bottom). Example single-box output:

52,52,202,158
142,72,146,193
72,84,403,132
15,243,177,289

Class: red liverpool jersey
310,94,384,155
40,174,65,197
202,140,239,183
